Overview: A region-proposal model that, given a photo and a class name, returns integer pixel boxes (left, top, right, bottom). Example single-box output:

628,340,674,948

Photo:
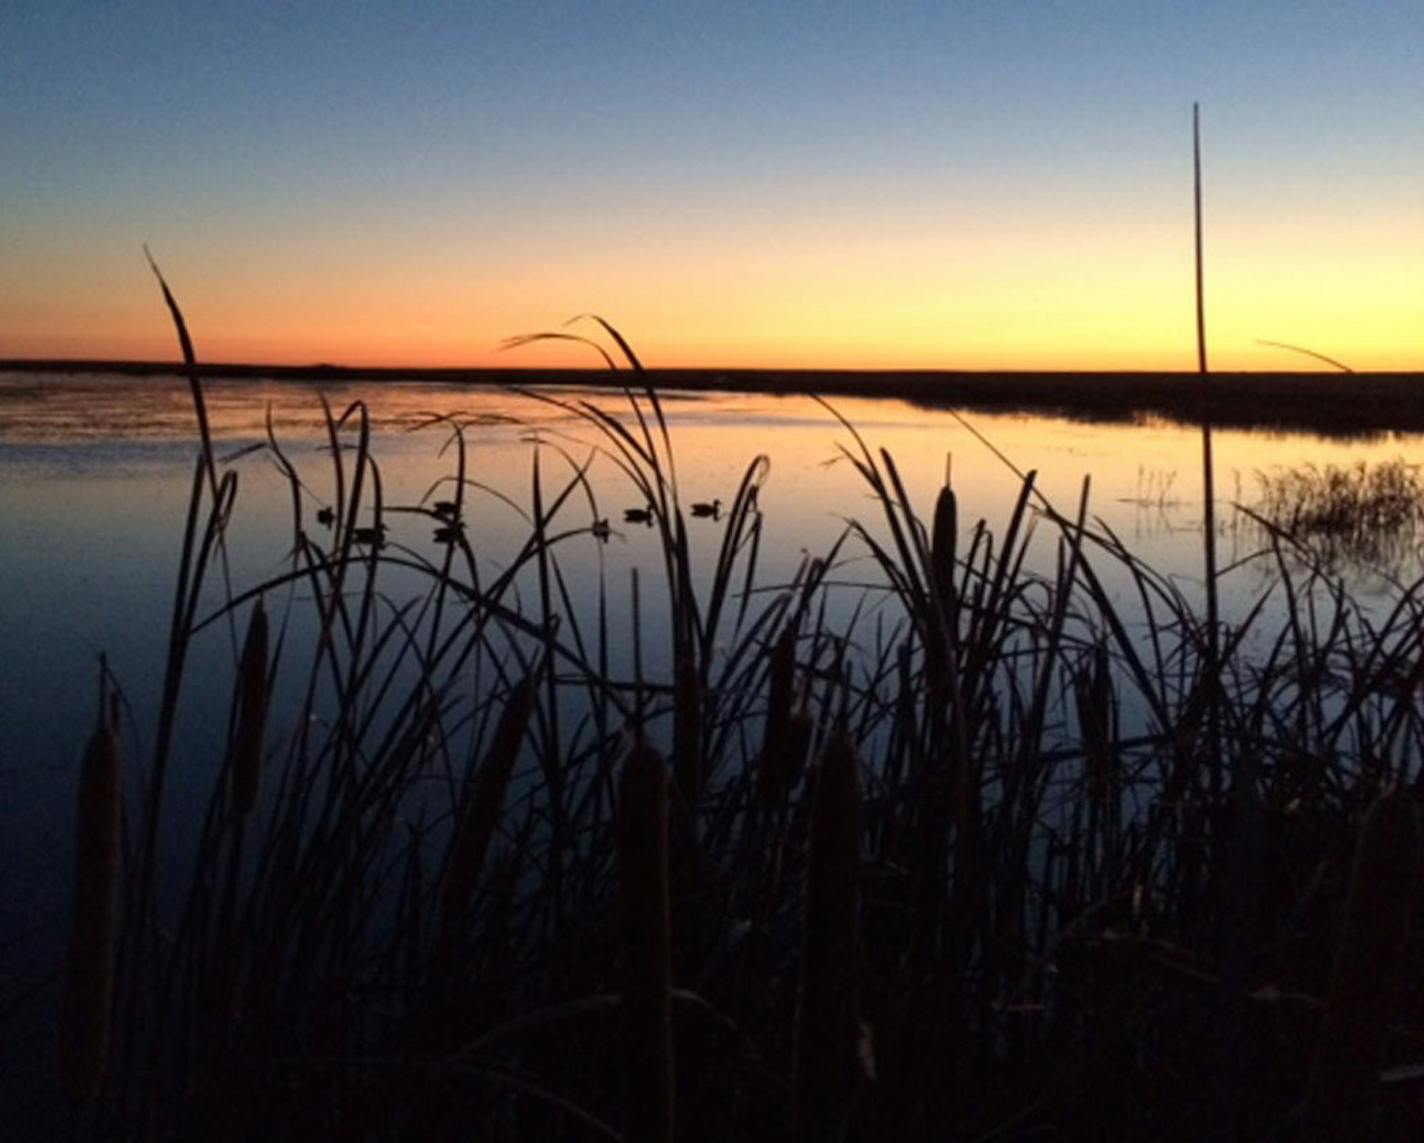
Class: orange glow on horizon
2,208,1418,373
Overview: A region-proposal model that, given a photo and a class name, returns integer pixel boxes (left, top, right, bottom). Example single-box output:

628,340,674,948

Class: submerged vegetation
29,295,1424,1143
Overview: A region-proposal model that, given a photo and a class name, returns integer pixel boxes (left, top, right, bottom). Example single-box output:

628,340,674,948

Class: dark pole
1195,102,1221,807
1195,103,1209,375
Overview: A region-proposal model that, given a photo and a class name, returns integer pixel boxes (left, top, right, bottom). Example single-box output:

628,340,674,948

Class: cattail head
1074,641,1115,797
617,741,673,1143
59,679,122,1105
767,621,797,727
230,598,269,816
930,483,958,610
673,657,702,815
439,672,537,928
786,710,814,792
926,485,958,690
756,622,800,809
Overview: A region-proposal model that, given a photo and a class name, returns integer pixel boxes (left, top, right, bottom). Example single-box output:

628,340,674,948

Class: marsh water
3,369,1422,995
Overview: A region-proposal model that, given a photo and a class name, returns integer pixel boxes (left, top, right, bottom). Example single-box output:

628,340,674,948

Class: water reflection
4,370,1422,971
5,372,1423,696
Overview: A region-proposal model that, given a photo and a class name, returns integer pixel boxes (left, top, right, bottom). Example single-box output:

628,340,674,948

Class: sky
2,1,1421,371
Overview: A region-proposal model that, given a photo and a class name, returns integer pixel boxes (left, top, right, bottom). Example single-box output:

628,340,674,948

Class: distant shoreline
4,358,1423,436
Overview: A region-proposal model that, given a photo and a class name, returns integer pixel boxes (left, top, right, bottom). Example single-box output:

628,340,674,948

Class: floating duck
433,523,464,545
623,506,655,526
591,518,612,542
690,498,722,519
431,500,459,521
352,524,387,548
316,505,335,528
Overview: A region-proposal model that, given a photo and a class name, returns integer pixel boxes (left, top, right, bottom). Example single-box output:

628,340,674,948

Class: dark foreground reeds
30,311,1424,1143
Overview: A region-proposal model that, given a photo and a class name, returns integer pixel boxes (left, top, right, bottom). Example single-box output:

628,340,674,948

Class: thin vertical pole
1195,103,1221,807
1194,103,1209,376
1196,107,1240,1143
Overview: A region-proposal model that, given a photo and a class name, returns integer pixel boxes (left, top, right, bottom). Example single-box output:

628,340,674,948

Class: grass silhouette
36,276,1424,1141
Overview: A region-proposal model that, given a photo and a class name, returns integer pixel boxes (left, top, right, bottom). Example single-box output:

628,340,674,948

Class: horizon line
4,356,1422,380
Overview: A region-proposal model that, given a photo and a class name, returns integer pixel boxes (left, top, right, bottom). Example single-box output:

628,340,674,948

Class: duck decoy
590,518,612,542
316,505,335,529
690,498,722,519
433,523,464,545
623,506,654,526
352,524,387,548
431,500,459,521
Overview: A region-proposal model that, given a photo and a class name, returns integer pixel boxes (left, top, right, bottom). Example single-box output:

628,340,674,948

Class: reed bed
1250,457,1424,570
36,311,1424,1143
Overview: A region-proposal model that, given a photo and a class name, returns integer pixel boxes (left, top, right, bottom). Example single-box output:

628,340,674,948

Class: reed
795,728,861,1143
58,669,121,1106
618,742,674,1143
1250,458,1424,568
1301,790,1422,1142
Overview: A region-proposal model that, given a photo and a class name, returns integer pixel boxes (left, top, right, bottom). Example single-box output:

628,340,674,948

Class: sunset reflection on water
4,367,1424,1016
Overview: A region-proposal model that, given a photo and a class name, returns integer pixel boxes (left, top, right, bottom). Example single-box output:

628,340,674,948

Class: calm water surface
2,370,1421,984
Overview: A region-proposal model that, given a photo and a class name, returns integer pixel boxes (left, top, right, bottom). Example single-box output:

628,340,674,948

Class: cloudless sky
2,1,1420,369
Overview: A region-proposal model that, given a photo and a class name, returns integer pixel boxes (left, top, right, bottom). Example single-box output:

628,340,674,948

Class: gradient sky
3,1,1420,370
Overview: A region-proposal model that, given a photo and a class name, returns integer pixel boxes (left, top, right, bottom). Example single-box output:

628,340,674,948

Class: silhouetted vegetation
1250,458,1424,570
31,304,1424,1143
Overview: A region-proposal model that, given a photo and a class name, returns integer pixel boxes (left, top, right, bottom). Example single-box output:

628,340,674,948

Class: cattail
796,728,862,1143
230,598,269,816
1074,642,1114,796
1302,789,1421,1142
927,485,958,690
439,672,537,927
618,742,673,1143
59,687,121,1105
930,483,958,610
783,710,814,794
756,622,798,809
673,657,702,814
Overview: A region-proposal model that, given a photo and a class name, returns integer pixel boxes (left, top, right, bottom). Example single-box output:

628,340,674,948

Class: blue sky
3,2,1420,367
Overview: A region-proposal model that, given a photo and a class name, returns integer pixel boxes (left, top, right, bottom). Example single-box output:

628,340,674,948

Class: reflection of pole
1195,102,1222,803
